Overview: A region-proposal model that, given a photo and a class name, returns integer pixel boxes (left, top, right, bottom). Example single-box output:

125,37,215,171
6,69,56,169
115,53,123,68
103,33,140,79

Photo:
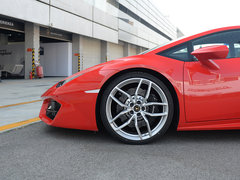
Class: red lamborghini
40,26,240,144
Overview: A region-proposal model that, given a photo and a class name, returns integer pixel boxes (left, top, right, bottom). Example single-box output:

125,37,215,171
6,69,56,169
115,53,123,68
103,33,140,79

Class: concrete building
0,0,183,79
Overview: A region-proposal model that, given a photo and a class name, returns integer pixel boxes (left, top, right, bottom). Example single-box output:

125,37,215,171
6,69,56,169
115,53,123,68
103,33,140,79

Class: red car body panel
40,55,185,131
39,26,240,132
184,59,240,123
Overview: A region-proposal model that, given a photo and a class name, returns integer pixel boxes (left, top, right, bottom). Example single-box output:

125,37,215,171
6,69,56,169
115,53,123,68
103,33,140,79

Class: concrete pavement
0,101,42,127
0,78,63,106
0,77,64,132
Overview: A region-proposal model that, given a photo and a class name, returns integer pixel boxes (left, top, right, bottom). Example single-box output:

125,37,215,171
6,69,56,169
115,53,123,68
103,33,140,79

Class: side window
193,43,226,51
191,30,240,60
157,44,189,61
234,43,240,57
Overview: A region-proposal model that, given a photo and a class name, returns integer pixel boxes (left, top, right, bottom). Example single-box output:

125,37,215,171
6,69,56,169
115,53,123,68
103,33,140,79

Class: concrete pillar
136,46,143,54
24,22,39,79
0,34,8,45
72,34,83,74
123,42,130,57
101,40,110,62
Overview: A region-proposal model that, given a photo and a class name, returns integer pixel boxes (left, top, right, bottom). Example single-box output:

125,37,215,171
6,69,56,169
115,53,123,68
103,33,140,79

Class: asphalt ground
1,122,240,180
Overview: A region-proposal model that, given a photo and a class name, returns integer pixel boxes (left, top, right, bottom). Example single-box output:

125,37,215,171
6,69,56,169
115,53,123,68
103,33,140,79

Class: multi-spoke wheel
100,72,174,144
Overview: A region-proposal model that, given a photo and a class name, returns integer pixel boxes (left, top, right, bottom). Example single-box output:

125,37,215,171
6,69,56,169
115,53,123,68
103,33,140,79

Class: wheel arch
95,68,180,131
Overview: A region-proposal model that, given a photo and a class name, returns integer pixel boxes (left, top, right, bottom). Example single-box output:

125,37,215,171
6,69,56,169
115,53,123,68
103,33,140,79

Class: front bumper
39,61,121,131
39,84,99,131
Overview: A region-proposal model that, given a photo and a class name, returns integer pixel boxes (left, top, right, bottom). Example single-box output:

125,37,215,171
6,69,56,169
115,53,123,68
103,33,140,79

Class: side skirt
177,118,240,131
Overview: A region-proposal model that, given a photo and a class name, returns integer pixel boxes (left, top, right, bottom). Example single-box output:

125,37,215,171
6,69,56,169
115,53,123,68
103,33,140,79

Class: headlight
56,73,84,88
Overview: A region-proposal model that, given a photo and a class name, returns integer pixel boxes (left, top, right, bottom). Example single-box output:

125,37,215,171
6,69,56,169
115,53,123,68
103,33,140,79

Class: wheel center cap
133,105,140,112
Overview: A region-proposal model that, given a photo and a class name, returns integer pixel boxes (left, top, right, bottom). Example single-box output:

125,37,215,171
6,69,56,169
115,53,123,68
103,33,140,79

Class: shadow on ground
42,123,240,145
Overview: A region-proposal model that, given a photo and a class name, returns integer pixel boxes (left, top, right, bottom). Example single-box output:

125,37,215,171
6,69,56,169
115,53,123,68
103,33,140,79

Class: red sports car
39,26,240,144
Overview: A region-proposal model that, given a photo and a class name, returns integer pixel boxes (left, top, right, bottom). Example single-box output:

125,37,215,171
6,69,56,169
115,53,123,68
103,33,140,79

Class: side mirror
191,45,229,70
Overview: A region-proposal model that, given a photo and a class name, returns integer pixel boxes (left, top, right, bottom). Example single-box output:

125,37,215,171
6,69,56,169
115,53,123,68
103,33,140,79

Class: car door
184,29,240,122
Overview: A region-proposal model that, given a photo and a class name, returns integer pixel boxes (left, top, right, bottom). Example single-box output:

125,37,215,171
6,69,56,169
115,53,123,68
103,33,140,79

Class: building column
123,42,130,57
24,22,39,79
72,34,83,74
101,40,110,62
0,34,8,45
136,46,143,54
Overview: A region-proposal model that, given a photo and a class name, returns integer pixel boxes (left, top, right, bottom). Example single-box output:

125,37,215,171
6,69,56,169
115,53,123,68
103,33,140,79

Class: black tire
100,71,174,144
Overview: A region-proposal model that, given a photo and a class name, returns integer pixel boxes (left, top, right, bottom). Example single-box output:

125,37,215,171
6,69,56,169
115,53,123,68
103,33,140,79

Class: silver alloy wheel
106,78,169,141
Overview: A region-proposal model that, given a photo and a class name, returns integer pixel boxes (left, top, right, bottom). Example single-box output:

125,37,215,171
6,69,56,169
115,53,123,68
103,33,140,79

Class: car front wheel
100,72,174,144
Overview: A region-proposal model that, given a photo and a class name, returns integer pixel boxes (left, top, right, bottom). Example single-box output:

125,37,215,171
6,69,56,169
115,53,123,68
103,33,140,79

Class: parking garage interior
0,16,73,80
39,28,72,77
0,19,25,79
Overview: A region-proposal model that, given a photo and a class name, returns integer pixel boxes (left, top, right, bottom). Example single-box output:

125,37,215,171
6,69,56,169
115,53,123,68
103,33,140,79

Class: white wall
0,0,49,26
0,0,118,43
0,43,25,75
40,42,72,76
0,0,178,48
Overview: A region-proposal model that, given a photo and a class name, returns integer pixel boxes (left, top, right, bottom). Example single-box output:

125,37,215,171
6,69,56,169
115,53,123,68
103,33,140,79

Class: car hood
70,55,145,77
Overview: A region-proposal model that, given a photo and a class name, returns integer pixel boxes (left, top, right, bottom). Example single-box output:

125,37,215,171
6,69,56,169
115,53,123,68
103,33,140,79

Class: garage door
108,42,123,61
82,37,101,70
